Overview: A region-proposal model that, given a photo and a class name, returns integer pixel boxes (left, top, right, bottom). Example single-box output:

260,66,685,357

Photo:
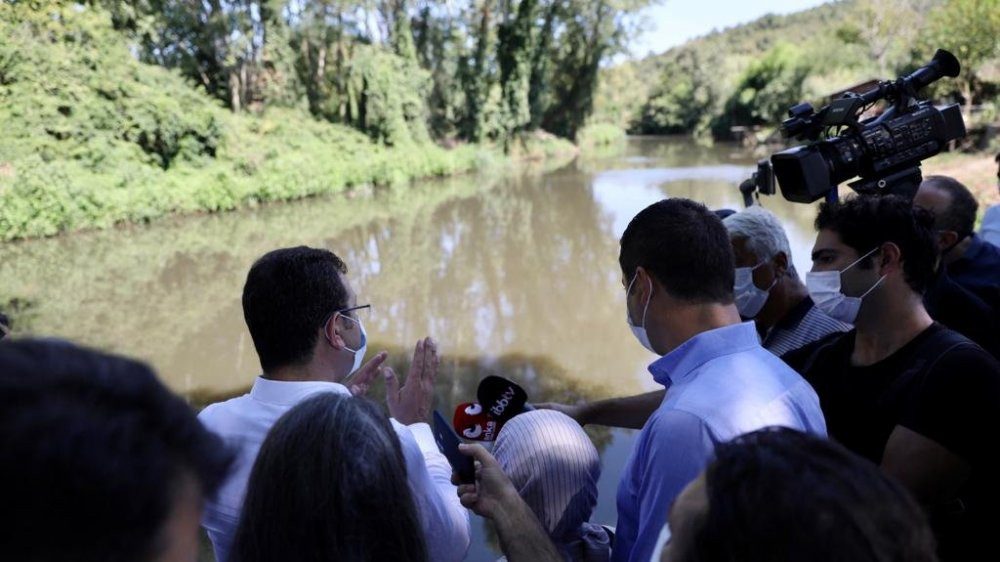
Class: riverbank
923,151,999,210
0,103,581,242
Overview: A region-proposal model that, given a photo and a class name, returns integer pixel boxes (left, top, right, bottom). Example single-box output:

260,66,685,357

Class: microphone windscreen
476,375,530,424
452,402,503,441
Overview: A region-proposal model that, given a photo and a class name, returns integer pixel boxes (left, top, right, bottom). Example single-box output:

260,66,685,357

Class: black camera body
745,49,966,205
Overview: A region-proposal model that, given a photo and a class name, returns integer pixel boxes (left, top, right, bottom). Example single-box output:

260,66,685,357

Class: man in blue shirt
454,199,826,562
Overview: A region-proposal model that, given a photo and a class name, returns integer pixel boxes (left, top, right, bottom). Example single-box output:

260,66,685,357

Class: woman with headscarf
491,409,612,562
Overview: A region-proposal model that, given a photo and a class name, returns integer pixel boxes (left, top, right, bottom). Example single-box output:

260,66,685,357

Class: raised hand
385,337,439,425
347,351,387,396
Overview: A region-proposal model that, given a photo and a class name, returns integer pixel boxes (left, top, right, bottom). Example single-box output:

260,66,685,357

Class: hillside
594,0,999,139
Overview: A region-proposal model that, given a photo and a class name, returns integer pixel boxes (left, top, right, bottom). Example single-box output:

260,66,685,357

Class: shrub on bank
576,123,626,149
0,3,501,241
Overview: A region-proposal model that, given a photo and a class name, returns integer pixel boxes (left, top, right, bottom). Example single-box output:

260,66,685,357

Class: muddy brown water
0,137,821,560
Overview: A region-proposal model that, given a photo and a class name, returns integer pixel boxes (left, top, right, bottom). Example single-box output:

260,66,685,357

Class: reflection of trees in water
0,169,517,389
332,164,643,400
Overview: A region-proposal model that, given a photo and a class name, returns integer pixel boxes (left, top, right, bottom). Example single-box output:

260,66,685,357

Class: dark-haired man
199,247,469,562
528,199,825,562
915,175,1000,314
656,428,938,562
785,195,1000,561
0,339,234,562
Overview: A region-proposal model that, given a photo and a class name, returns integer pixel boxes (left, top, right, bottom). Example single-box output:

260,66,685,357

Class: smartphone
432,410,476,484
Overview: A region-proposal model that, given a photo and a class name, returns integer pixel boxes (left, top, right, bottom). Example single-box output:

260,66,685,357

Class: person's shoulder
646,407,708,435
924,326,999,371
781,329,854,375
197,392,254,429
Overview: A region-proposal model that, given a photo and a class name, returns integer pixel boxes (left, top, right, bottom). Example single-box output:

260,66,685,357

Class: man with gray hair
724,206,851,356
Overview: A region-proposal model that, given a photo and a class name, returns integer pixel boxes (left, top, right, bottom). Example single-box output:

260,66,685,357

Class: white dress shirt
198,377,470,562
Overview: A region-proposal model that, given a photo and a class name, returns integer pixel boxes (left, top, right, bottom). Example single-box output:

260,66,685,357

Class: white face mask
806,247,885,324
626,273,656,354
340,314,368,376
733,261,775,318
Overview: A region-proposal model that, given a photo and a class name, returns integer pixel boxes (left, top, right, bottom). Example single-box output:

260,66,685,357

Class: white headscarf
492,410,611,562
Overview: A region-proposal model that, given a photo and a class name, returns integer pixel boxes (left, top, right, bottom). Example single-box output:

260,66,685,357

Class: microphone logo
462,424,484,439
489,386,517,417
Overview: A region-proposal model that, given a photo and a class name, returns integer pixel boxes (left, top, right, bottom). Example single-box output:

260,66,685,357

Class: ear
772,251,789,278
323,314,349,351
937,230,959,250
878,242,903,275
630,266,653,300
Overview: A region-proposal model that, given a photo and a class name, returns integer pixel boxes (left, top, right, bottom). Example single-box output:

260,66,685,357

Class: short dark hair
921,175,979,236
242,246,349,373
0,339,233,562
231,393,428,562
815,195,937,294
619,198,734,303
683,427,938,562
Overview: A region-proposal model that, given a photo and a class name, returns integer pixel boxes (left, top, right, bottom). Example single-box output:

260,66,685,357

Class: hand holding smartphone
432,410,476,484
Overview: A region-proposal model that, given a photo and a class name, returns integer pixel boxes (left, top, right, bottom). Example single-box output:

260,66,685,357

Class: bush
576,123,625,148
0,2,497,241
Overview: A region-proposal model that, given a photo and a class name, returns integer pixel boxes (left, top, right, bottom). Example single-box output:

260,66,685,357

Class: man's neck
264,362,343,384
943,236,973,265
654,302,742,355
853,294,933,367
756,278,809,333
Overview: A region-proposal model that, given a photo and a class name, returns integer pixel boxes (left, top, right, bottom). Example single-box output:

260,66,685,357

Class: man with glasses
198,246,470,562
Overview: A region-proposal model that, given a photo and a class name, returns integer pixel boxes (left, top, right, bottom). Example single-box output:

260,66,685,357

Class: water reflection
0,137,825,560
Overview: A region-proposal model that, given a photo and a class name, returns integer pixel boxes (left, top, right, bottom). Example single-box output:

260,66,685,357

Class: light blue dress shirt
980,204,1000,248
612,322,827,562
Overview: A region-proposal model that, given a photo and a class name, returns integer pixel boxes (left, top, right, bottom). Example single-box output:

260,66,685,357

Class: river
0,137,822,560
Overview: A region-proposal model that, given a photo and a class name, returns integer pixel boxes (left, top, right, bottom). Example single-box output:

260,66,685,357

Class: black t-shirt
786,324,1000,560
924,269,1000,358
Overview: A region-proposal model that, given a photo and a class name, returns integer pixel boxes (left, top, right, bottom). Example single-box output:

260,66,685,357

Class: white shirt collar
249,376,351,406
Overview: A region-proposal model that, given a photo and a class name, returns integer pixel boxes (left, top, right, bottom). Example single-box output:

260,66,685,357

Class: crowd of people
1,162,999,562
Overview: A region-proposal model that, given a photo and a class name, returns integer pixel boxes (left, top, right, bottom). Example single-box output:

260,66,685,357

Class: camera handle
847,166,923,201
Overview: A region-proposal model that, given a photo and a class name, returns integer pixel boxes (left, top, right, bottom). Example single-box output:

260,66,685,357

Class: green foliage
0,2,493,241
635,50,718,135
576,123,626,149
349,45,432,146
712,43,811,136
917,0,1000,108
592,0,1000,139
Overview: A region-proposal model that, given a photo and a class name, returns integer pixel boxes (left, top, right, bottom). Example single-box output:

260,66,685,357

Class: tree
919,0,1000,113
712,42,810,137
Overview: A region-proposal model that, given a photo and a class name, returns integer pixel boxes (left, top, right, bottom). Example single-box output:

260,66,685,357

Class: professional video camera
741,49,966,206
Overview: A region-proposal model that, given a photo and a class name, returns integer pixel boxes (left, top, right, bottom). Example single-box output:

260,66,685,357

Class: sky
629,0,831,58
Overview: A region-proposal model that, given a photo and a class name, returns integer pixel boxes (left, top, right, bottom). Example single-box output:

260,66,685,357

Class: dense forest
0,0,648,240
594,0,1000,140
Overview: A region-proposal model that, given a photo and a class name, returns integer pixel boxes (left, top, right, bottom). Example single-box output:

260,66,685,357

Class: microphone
476,375,533,424
452,402,504,441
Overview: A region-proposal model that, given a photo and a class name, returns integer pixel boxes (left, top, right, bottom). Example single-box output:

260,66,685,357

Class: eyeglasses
324,304,371,328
